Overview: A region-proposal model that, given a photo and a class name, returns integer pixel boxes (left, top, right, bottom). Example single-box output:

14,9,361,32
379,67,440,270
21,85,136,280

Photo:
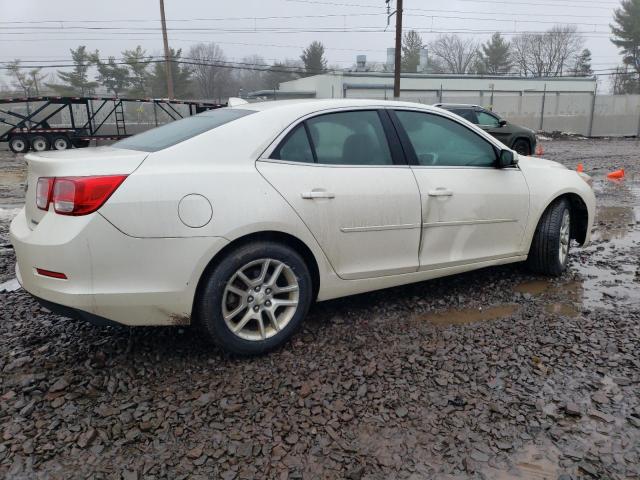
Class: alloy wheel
222,258,299,341
559,209,570,265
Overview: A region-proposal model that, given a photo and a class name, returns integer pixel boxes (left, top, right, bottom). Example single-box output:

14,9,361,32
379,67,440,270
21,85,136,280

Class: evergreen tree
477,33,512,74
264,60,302,89
49,46,98,95
611,0,640,76
149,48,193,99
571,49,593,76
123,46,152,97
401,30,424,73
300,41,327,76
95,56,131,96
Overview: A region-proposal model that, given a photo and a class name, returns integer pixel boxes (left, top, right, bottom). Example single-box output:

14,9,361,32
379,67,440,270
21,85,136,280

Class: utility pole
159,0,175,99
386,0,403,99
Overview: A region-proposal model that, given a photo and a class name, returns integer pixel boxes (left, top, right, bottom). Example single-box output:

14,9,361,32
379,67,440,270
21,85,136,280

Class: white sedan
10,99,595,355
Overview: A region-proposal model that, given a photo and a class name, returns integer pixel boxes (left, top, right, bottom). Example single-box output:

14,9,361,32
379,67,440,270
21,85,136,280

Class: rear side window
272,125,314,163
449,109,477,123
113,108,254,152
394,110,497,167
272,110,393,166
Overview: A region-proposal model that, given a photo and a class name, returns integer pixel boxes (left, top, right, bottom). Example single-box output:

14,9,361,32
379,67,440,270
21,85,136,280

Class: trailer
0,96,224,153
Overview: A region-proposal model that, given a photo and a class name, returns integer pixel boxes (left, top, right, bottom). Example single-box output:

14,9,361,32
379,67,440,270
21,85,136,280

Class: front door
257,109,422,280
475,109,511,145
391,109,530,270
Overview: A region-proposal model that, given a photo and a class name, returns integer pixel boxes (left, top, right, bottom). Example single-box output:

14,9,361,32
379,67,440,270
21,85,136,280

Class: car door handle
301,190,335,199
428,188,453,197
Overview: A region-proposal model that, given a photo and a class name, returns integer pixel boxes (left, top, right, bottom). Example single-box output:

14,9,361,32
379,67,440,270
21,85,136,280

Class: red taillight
36,268,68,279
36,177,54,210
35,175,127,216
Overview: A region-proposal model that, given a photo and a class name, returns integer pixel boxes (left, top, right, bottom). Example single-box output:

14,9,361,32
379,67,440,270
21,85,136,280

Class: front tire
512,138,531,156
196,241,312,355
527,198,571,276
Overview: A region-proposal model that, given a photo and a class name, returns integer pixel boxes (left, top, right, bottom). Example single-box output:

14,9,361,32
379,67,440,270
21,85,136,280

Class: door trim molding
422,218,517,228
340,223,421,233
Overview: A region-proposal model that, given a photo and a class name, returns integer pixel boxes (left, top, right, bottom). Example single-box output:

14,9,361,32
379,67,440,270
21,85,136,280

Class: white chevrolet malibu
11,99,595,354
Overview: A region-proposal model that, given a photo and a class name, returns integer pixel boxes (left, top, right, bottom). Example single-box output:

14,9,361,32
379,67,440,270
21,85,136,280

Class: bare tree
428,35,479,74
234,55,269,95
6,60,43,96
188,42,232,101
512,25,583,77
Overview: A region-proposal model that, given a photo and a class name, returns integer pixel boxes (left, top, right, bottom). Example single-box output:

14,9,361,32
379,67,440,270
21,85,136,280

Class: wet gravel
1,139,639,479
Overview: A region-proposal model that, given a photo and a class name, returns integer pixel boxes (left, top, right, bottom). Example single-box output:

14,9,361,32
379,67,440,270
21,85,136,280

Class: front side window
476,110,501,128
394,110,497,167
114,108,254,152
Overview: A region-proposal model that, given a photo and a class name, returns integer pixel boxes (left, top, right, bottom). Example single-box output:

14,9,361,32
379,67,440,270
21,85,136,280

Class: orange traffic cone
607,169,625,180
577,163,584,173
535,145,544,156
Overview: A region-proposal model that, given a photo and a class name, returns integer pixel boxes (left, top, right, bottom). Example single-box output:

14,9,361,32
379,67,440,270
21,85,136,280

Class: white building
257,71,596,101
249,71,602,135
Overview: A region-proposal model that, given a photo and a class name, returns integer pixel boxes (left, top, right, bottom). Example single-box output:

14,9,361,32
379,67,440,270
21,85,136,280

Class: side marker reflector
35,268,68,279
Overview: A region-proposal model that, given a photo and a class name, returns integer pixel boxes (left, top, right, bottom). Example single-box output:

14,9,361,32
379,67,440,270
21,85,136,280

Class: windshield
113,108,254,152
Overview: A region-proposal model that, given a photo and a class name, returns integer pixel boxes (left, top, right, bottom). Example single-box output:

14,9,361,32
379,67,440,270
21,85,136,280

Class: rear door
390,109,529,270
257,109,422,280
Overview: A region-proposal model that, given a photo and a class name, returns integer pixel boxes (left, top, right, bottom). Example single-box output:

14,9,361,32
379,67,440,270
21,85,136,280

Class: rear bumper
35,295,124,328
10,208,229,326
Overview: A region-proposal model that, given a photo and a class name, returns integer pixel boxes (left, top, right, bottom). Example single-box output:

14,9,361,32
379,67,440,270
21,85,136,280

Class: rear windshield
113,108,254,152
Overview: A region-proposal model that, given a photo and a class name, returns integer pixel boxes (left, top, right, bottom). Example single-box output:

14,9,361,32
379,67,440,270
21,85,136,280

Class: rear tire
52,136,71,151
9,136,30,154
512,138,531,156
527,198,571,276
31,135,51,152
196,241,312,355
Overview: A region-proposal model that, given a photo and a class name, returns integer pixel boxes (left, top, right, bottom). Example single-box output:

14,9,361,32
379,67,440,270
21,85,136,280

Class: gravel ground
1,139,639,479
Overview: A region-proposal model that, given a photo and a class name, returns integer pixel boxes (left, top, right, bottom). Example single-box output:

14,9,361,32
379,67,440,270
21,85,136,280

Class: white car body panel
10,99,596,327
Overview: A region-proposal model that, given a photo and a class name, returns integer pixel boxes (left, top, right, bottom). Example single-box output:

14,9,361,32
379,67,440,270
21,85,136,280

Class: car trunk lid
25,146,148,228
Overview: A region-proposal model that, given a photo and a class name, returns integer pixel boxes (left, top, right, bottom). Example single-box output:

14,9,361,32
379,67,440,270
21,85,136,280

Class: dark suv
434,103,537,156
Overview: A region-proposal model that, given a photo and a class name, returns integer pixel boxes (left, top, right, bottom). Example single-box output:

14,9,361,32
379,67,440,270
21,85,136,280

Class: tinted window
272,125,314,163
449,108,476,123
476,111,500,127
395,111,497,167
113,108,254,152
306,111,392,165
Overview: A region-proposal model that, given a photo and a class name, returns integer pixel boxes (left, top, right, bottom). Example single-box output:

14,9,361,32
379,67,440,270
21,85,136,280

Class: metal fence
344,86,640,137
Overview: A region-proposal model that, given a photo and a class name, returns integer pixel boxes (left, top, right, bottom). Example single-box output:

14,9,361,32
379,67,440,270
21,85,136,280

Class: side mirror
497,149,516,168
499,119,507,127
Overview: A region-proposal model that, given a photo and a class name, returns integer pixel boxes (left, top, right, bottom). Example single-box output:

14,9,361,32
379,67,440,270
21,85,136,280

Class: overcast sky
0,0,622,85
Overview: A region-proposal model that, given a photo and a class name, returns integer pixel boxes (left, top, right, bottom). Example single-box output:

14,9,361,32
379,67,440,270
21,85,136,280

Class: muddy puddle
483,442,561,480
416,304,519,326
513,184,640,313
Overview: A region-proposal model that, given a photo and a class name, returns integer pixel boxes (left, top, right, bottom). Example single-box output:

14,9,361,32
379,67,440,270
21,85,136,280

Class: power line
285,0,618,11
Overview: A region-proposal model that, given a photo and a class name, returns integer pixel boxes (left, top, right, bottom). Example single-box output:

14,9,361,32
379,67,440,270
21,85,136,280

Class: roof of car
236,98,444,114
434,103,482,109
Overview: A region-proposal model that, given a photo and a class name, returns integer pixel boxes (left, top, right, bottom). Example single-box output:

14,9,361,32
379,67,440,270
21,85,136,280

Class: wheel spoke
257,259,271,284
272,299,298,308
267,262,285,287
257,317,266,339
236,270,254,288
274,284,298,294
232,310,254,333
226,285,246,298
265,308,280,332
224,302,246,321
